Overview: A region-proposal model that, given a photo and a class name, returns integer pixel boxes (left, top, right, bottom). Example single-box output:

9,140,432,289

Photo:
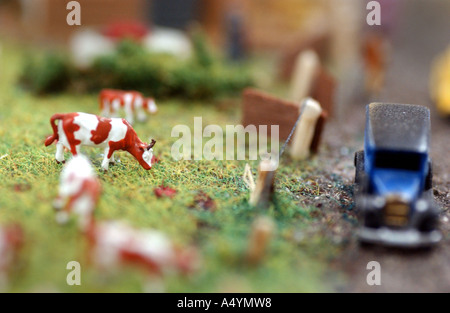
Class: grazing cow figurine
86,221,200,279
44,112,156,171
99,89,157,125
0,224,24,290
53,155,101,231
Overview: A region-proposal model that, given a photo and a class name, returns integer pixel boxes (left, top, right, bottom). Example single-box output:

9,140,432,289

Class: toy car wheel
359,241,375,249
418,213,439,232
354,150,365,185
425,161,433,191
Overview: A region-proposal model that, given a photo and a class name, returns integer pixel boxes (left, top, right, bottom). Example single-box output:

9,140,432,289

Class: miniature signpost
246,216,275,265
290,98,323,160
310,110,329,154
244,160,278,208
242,96,324,209
242,89,328,157
290,50,320,103
242,88,304,141
242,45,335,159
289,49,336,116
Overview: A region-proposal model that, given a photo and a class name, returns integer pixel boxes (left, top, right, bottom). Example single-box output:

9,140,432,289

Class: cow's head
144,98,158,114
132,139,156,170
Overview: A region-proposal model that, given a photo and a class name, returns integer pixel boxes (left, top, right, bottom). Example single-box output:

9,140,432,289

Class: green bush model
20,53,72,94
19,35,253,100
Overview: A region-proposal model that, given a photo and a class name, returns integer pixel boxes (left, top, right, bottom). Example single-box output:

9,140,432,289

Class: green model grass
0,43,345,292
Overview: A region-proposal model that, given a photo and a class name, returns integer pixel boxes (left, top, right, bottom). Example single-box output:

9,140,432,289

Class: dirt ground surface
315,0,450,292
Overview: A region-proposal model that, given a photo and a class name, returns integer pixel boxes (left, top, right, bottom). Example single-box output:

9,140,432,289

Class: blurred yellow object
430,46,450,116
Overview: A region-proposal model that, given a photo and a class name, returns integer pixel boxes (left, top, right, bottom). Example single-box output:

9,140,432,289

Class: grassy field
0,42,345,292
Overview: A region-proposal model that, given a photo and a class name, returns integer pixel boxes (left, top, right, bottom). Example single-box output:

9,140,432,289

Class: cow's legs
125,105,134,125
53,195,64,211
101,100,110,117
76,200,93,232
79,212,91,232
111,99,121,118
109,153,116,165
137,107,147,122
56,210,70,224
101,147,112,171
70,145,81,156
55,142,65,163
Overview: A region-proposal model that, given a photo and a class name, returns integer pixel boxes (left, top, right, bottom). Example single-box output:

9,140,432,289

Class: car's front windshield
374,150,425,172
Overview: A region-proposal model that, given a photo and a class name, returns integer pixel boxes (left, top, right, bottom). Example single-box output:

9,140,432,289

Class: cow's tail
45,113,64,146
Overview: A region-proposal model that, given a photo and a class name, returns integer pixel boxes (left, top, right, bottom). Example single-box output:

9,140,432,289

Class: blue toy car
354,103,441,247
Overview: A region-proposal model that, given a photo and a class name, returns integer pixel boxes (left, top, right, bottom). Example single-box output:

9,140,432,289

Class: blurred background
0,0,449,293
0,0,370,68
1,0,351,49
0,0,386,108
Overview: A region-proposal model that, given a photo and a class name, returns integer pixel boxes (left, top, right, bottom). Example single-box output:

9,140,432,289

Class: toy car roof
366,103,430,152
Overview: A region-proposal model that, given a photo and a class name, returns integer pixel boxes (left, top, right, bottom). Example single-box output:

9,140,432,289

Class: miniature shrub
20,53,72,94
20,38,254,100
91,40,253,100
191,29,214,69
91,41,175,97
170,65,218,99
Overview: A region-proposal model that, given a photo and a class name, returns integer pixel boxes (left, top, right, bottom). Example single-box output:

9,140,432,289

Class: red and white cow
53,155,101,231
99,89,157,125
0,224,24,290
45,112,156,171
86,221,200,279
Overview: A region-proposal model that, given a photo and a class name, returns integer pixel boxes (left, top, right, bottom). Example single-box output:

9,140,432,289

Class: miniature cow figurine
0,224,24,290
53,155,101,231
99,89,157,125
86,221,199,278
45,112,156,171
